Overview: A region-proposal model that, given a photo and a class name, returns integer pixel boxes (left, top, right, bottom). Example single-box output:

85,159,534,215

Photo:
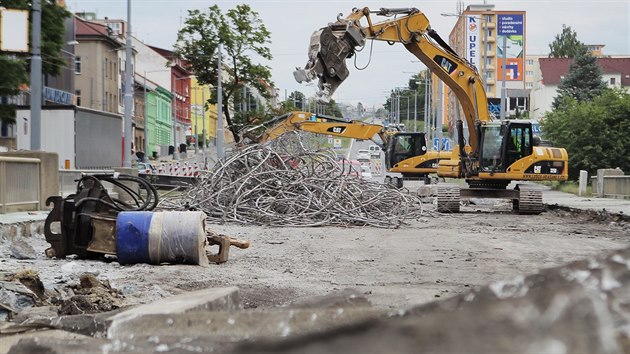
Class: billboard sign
465,15,481,70
0,8,29,52
497,14,524,81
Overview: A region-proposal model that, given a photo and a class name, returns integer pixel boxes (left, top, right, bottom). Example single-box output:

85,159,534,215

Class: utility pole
193,86,198,154
414,89,417,133
143,72,148,162
216,43,224,159
482,15,488,92
500,36,507,121
437,81,444,150
202,88,206,152
123,0,133,167
172,79,179,160
29,0,41,150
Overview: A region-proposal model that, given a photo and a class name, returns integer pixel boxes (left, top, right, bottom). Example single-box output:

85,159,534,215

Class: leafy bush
542,89,630,179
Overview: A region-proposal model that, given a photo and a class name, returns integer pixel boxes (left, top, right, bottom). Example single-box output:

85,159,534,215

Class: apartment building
444,4,527,125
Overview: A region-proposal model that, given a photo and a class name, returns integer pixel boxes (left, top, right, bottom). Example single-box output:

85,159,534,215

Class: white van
368,145,381,157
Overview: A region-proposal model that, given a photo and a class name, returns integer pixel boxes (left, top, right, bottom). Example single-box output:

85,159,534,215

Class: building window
526,59,534,66
107,22,121,35
486,57,493,65
105,58,108,79
104,94,108,111
610,77,616,85
526,82,533,88
488,29,493,37
75,90,81,106
485,15,492,23
74,56,81,74
526,71,534,77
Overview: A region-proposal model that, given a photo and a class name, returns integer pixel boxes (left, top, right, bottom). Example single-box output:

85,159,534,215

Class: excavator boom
293,7,490,151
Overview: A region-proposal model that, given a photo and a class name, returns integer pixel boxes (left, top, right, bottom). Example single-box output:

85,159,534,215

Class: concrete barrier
0,156,41,213
591,168,630,199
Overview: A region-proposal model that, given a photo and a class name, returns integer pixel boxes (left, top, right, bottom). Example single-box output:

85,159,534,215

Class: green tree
325,99,343,117
542,89,630,179
0,0,70,123
548,25,585,58
288,91,305,110
552,46,606,110
175,4,273,142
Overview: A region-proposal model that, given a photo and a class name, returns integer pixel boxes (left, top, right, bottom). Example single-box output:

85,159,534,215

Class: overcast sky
70,0,629,108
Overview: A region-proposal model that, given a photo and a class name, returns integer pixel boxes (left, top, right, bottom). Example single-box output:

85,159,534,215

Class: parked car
137,162,157,174
356,149,370,160
360,165,372,179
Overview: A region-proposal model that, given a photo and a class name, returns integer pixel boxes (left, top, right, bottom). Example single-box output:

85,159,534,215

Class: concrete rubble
0,247,628,353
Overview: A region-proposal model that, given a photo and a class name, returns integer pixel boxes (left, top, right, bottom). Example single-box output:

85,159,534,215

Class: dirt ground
2,200,629,313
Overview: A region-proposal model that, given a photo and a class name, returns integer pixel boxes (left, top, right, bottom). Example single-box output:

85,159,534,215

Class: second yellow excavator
293,7,569,214
240,110,451,186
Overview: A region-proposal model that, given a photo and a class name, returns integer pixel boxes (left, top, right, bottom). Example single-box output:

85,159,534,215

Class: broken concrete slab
11,306,58,324
1,330,90,354
232,247,630,354
416,184,437,198
8,240,36,260
7,334,233,354
107,307,386,341
286,288,371,309
0,282,36,321
6,335,108,354
107,286,241,337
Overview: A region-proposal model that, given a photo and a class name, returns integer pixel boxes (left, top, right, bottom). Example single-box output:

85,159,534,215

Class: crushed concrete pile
3,247,630,353
160,133,429,228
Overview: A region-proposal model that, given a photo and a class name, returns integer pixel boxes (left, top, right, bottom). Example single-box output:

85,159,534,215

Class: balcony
486,36,496,43
486,50,496,57
485,64,496,71
485,78,496,85
482,22,496,29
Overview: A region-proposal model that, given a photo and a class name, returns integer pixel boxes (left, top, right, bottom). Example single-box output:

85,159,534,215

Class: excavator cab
385,132,427,169
479,121,533,173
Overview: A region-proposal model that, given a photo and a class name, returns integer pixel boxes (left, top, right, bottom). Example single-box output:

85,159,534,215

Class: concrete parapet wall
0,151,59,209
592,168,630,199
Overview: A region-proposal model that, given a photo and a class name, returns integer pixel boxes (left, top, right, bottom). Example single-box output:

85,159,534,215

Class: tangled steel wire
160,132,426,228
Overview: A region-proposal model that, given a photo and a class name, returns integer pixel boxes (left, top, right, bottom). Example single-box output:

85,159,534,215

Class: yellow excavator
293,7,568,214
240,110,451,186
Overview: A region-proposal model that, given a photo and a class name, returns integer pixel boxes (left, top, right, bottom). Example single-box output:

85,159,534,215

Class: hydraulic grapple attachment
293,20,365,102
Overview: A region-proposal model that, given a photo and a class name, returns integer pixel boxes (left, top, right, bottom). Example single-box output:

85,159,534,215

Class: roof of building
539,57,630,86
75,16,122,48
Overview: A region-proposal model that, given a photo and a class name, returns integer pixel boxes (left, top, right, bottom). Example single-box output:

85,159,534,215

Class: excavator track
437,184,460,213
513,185,544,215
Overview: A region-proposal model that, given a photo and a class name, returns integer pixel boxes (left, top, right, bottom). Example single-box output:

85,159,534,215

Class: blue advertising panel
497,13,525,81
497,14,524,36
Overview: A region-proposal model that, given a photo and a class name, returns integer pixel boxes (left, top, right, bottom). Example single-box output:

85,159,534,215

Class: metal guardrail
0,156,41,213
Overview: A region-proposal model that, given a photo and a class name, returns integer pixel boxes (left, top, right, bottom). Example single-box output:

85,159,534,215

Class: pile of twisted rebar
160,132,427,228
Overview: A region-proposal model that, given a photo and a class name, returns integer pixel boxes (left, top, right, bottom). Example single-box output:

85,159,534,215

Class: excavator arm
293,7,490,152
241,111,389,146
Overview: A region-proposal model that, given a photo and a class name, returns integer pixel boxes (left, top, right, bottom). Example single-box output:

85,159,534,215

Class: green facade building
146,86,172,157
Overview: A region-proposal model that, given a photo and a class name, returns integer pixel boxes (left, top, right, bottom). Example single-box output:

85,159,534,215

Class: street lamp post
30,0,42,150
123,0,133,168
